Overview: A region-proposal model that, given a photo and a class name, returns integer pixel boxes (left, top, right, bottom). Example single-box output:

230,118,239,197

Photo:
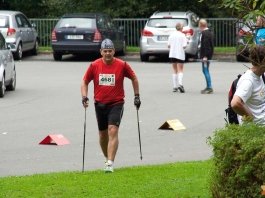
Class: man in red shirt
81,39,141,173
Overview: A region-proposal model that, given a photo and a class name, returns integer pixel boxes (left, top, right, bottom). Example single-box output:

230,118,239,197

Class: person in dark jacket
198,19,214,94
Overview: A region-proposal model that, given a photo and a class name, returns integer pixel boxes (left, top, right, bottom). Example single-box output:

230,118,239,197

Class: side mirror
32,23,36,28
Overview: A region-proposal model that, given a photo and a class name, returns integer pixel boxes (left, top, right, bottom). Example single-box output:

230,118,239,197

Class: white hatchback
140,11,200,62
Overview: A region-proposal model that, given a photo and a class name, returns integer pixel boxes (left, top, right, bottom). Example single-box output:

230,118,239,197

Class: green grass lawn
0,160,212,198
126,46,236,54
39,46,235,54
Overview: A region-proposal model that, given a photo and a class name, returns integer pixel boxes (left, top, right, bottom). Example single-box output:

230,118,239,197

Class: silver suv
0,11,39,60
140,11,200,61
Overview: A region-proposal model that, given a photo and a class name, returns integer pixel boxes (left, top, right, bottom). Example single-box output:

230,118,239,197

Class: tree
1,0,232,18
199,0,265,60
1,0,48,17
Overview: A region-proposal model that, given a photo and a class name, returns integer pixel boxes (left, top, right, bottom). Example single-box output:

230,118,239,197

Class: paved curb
123,52,236,61
39,51,236,62
213,53,235,62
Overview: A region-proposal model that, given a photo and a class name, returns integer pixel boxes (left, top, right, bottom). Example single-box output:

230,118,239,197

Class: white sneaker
173,87,178,92
104,163,114,173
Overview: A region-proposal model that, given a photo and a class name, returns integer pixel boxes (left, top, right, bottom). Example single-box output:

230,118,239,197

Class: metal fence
30,18,238,48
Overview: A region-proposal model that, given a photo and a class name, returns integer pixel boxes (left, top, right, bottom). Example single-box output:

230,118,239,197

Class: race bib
99,74,115,86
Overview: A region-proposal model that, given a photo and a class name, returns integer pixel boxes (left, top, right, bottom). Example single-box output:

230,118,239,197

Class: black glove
134,94,141,110
82,96,89,107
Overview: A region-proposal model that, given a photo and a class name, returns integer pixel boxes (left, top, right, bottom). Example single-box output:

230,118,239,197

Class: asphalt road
0,54,247,177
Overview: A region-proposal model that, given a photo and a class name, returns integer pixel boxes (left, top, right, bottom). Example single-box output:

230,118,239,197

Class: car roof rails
185,10,193,15
153,11,160,15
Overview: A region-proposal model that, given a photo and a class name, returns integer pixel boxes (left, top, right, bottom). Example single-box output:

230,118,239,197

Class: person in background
198,19,214,94
168,22,188,93
81,39,141,173
231,45,265,125
255,15,265,45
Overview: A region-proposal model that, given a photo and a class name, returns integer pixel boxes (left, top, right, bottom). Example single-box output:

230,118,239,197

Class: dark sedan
51,13,126,61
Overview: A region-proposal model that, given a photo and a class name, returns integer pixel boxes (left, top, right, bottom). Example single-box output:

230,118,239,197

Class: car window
190,14,199,27
147,18,188,28
0,16,9,28
0,33,6,49
97,15,108,29
104,16,115,29
15,14,31,28
58,18,94,28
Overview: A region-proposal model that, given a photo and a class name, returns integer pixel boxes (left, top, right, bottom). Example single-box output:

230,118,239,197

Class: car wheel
0,75,5,98
14,43,22,60
32,40,39,55
140,53,149,62
6,69,16,91
53,52,62,61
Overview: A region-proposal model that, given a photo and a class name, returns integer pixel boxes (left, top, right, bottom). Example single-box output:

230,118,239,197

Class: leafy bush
208,123,265,198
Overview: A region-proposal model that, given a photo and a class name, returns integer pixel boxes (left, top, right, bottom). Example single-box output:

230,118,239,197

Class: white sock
178,73,183,86
172,74,178,88
107,160,114,166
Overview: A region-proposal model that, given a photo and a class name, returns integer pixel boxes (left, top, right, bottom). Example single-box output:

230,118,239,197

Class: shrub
208,123,265,198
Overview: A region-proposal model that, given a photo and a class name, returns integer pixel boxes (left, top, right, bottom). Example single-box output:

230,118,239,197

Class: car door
0,33,11,81
15,14,34,51
20,14,36,50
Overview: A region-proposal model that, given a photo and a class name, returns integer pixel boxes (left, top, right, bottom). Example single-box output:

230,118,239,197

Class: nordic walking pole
82,108,87,172
136,108,143,160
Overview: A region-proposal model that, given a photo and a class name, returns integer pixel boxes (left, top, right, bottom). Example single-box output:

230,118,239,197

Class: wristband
82,96,88,103
82,96,88,99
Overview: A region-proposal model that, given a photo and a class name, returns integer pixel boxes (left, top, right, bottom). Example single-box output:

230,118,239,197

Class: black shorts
94,102,124,131
170,58,185,64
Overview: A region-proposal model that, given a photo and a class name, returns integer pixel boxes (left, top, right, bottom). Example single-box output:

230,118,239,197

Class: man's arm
81,80,89,108
131,76,141,109
231,95,253,121
131,76,139,95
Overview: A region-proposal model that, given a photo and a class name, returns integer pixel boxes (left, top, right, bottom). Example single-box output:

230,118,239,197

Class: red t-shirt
83,58,136,104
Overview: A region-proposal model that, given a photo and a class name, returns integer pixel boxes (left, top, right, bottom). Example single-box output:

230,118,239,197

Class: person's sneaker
201,88,213,94
104,164,114,173
173,87,178,92
178,85,185,93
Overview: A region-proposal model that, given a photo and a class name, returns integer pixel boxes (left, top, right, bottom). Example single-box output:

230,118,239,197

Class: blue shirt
255,28,265,45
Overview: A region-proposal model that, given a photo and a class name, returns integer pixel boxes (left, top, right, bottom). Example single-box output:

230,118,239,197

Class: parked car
140,11,200,62
51,13,126,61
0,10,39,60
0,32,16,97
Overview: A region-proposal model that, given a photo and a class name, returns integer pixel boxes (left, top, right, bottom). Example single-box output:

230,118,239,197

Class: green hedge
208,123,265,198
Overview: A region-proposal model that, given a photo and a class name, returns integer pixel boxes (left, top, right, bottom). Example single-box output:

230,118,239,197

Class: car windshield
0,16,9,28
57,18,94,29
147,18,188,28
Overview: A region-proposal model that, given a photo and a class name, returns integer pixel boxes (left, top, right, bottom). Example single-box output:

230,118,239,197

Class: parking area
0,54,246,177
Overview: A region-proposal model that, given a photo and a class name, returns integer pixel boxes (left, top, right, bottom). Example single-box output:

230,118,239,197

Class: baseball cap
101,39,114,49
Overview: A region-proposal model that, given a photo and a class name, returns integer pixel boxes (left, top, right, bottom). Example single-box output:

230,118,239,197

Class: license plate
66,35,84,39
157,35,168,41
